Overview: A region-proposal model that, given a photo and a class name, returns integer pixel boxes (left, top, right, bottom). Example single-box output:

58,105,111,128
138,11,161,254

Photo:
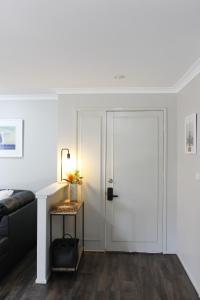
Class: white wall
58,93,177,253
177,74,200,295
0,100,57,191
0,94,178,253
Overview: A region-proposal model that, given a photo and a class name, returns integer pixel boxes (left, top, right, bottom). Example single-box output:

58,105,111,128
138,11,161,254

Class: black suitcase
52,234,79,268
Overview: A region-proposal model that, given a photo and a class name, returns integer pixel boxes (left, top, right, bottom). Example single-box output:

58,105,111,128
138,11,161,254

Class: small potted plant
66,170,83,201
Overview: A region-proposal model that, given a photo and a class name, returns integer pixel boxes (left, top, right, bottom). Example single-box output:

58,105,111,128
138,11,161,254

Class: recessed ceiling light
114,75,126,80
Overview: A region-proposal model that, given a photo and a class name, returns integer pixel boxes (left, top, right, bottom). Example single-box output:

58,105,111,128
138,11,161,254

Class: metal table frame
50,201,84,272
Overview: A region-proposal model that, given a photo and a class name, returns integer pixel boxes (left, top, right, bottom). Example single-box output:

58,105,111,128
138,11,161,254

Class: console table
50,199,84,272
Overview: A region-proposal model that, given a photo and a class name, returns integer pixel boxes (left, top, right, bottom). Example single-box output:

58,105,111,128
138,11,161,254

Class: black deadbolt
107,187,118,201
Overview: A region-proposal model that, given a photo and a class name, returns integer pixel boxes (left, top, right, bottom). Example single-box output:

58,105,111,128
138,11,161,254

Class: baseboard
84,249,105,252
163,251,176,254
177,252,200,298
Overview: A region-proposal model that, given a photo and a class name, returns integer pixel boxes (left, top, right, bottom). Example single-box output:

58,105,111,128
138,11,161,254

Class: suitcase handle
64,233,73,239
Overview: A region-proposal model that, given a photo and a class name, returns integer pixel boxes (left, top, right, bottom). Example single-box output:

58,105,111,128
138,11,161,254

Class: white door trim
76,107,167,253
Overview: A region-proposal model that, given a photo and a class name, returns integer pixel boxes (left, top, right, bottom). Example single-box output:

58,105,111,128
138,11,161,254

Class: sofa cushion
0,191,35,220
0,236,8,257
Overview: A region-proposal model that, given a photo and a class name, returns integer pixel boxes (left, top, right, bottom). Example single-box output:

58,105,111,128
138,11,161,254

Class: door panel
106,111,164,252
77,111,106,250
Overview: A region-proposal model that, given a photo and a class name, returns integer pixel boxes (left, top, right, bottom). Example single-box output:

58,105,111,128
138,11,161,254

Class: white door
106,111,164,252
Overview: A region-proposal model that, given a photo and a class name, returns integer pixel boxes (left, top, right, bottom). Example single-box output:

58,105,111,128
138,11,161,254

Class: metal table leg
75,215,77,238
82,202,84,252
63,215,65,238
50,214,52,244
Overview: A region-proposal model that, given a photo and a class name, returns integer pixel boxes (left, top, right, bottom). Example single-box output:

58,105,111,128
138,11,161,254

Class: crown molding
56,58,200,95
56,86,176,95
0,93,58,101
173,58,200,93
0,58,199,99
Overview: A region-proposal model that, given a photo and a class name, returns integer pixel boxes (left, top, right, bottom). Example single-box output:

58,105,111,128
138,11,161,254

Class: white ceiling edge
0,93,58,101
173,57,200,93
56,57,200,95
0,57,199,100
55,86,176,95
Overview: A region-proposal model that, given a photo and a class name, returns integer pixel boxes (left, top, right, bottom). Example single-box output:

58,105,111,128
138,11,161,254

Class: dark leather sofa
0,190,37,278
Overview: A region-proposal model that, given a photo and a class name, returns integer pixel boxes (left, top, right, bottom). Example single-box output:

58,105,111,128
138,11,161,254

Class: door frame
76,107,167,253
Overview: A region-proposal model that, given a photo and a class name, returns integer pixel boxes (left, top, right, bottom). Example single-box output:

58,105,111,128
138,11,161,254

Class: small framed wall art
0,119,23,157
185,113,197,154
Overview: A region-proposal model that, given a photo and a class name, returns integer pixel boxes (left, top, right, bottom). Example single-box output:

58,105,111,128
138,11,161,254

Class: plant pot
69,183,78,201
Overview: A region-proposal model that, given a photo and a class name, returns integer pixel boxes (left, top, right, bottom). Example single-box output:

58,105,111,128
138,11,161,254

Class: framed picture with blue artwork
0,119,23,157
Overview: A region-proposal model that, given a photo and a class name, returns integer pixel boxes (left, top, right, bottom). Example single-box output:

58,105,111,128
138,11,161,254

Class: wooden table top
50,199,84,215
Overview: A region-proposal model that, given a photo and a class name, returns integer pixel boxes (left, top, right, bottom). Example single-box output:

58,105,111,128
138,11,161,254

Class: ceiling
0,0,200,92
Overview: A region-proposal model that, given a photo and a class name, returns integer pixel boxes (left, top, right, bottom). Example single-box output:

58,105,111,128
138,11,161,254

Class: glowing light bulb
63,156,76,175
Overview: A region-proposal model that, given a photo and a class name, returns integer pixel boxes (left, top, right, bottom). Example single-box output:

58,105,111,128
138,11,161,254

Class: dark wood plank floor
0,250,199,300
